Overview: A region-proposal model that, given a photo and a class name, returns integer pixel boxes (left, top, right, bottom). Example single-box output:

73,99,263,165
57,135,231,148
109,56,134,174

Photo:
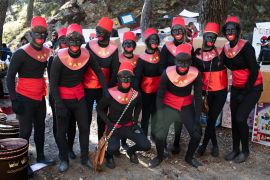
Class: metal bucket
0,120,20,139
0,138,29,180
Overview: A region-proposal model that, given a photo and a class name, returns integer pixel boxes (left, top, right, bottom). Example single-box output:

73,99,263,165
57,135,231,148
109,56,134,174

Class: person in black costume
149,43,203,168
50,24,106,172
97,61,151,169
222,16,263,163
193,22,228,157
47,27,77,159
6,16,55,177
84,17,119,140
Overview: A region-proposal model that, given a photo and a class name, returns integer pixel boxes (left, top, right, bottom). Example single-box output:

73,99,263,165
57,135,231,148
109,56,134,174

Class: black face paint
171,25,185,43
117,71,133,91
96,26,111,47
203,32,217,51
30,27,48,50
122,40,136,54
58,36,67,49
145,34,160,53
66,32,83,56
224,23,239,47
174,54,192,75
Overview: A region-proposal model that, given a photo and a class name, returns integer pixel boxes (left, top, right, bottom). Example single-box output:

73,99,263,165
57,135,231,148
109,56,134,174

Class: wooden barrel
0,120,20,139
0,138,28,180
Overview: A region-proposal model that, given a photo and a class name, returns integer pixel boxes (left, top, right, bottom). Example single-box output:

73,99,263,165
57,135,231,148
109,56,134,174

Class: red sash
22,43,51,62
58,83,84,100
140,51,160,64
88,40,117,58
16,78,46,101
202,69,228,91
119,54,138,68
166,66,198,87
141,76,161,93
108,87,138,104
111,121,134,129
224,39,247,59
83,67,110,89
163,92,193,111
232,69,263,88
58,48,89,70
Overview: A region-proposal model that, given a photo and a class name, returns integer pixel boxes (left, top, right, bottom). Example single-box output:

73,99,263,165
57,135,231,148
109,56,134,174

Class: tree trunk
200,0,227,34
140,0,152,41
24,0,35,28
0,0,9,58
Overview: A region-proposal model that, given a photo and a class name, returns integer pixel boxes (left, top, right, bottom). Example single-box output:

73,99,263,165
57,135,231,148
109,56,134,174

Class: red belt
202,69,228,91
58,83,84,100
141,76,161,93
106,121,134,130
16,78,46,101
232,68,263,88
163,91,193,111
84,67,110,89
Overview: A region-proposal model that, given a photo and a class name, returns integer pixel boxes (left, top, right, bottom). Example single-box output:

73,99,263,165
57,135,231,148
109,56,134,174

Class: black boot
197,145,207,156
127,150,139,164
233,152,249,163
68,150,76,159
36,155,55,166
224,151,239,161
149,156,163,168
105,156,116,169
81,155,92,169
211,146,219,157
58,161,69,172
185,157,203,168
121,139,129,151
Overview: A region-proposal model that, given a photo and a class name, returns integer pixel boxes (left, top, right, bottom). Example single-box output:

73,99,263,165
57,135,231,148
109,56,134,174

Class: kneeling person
97,62,151,169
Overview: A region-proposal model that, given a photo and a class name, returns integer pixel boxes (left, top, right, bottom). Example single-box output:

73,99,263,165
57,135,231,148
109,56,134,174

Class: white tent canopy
179,9,199,18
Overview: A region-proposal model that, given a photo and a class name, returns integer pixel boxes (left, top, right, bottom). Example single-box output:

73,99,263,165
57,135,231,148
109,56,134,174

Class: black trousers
17,94,46,160
107,125,151,157
84,88,105,140
201,89,227,147
153,105,202,160
56,98,89,161
49,93,76,151
230,87,262,153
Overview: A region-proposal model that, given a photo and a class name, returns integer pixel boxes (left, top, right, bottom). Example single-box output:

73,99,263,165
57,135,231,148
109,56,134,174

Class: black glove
236,94,245,104
132,123,143,134
55,101,69,119
11,99,25,115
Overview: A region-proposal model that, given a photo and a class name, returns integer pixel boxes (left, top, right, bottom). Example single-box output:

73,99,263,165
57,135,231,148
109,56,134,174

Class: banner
252,27,270,58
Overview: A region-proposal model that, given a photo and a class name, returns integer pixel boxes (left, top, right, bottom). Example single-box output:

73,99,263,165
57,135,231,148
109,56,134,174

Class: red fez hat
176,43,192,56
31,16,47,29
123,31,136,42
66,24,82,35
172,17,185,27
204,22,220,35
225,16,239,24
118,61,134,75
144,28,158,40
97,17,113,33
58,27,67,38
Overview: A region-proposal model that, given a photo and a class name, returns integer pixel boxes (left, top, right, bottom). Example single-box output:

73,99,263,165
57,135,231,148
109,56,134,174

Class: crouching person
97,62,151,169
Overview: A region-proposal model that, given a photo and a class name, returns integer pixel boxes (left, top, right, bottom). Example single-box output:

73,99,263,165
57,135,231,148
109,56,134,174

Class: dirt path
25,109,270,180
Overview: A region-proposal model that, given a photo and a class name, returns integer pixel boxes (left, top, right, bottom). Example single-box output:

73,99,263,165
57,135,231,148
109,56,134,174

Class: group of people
6,14,263,176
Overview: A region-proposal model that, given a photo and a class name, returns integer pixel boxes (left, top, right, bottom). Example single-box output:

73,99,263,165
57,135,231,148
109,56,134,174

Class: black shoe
58,161,69,172
197,145,206,156
27,165,34,179
36,156,56,166
171,145,180,155
211,146,219,157
106,157,116,169
127,151,139,164
224,151,239,161
81,158,92,168
148,157,163,168
68,150,76,159
121,143,130,151
233,152,249,164
185,157,203,168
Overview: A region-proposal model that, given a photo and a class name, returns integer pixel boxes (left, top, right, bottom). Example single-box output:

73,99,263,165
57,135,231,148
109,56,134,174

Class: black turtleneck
97,87,142,127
